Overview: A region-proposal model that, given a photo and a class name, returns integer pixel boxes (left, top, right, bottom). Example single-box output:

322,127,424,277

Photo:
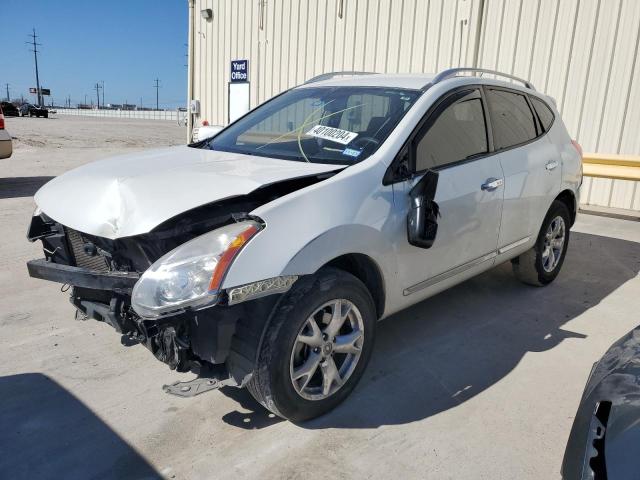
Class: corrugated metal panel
477,0,640,210
190,0,640,211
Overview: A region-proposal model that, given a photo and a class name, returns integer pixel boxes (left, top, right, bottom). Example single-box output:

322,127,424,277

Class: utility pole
153,78,160,110
84,94,87,106
101,80,105,107
26,28,43,107
95,83,101,108
4,84,9,101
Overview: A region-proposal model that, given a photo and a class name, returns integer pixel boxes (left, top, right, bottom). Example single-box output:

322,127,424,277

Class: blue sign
230,60,249,82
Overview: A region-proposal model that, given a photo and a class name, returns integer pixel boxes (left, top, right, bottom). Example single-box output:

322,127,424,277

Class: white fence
56,108,186,123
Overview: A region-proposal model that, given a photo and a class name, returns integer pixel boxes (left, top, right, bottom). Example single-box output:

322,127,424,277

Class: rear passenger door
484,87,561,252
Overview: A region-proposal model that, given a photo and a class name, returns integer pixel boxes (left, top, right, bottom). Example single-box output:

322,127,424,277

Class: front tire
512,200,571,286
247,267,376,422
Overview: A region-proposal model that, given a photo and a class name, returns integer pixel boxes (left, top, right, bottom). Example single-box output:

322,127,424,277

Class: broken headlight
131,220,261,318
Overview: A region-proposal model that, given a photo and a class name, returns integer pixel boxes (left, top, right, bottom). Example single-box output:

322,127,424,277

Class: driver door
393,88,504,300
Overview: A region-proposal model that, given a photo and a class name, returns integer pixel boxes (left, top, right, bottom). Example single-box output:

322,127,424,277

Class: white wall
57,108,185,122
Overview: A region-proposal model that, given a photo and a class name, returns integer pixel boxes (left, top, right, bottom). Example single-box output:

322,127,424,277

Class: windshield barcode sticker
306,125,358,145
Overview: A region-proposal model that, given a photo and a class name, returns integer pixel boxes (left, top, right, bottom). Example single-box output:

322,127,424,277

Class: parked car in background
26,68,582,421
0,104,13,159
0,101,19,117
562,325,640,479
20,104,49,118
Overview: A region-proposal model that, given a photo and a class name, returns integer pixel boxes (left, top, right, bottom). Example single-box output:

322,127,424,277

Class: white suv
27,69,582,421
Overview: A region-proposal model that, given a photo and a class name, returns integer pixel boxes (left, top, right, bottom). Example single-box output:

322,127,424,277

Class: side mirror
407,170,440,249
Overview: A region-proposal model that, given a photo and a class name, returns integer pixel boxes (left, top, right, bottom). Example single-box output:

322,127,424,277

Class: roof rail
430,68,536,90
304,71,376,85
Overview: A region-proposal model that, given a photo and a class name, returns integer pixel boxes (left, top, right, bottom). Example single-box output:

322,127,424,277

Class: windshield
203,86,421,165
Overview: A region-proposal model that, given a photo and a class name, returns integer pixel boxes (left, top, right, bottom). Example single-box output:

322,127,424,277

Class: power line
153,78,161,111
26,28,43,107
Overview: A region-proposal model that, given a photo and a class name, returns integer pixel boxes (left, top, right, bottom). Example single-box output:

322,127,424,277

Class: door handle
481,178,503,191
546,160,559,171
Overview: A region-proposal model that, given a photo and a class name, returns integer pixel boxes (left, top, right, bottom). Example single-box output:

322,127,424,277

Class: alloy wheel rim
289,299,364,401
542,216,565,272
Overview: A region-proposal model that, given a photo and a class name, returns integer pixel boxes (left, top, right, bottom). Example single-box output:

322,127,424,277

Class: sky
0,0,188,109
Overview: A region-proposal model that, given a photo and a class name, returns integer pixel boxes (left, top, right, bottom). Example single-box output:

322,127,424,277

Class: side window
530,96,555,131
486,89,538,150
415,90,488,171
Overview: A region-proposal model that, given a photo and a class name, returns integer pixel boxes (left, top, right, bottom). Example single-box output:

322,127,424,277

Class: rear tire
512,200,571,286
247,267,376,422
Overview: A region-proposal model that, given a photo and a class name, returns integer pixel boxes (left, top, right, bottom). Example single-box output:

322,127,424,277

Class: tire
247,267,377,422
512,200,571,286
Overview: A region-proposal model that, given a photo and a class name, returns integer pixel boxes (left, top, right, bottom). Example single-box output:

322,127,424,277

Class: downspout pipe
472,0,485,68
187,0,195,142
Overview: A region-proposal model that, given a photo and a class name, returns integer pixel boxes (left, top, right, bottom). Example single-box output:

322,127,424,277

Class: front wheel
512,200,571,286
247,267,376,422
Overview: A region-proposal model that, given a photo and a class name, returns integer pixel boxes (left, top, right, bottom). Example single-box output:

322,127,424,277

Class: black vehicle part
407,169,440,249
28,215,75,266
562,326,640,479
27,259,139,293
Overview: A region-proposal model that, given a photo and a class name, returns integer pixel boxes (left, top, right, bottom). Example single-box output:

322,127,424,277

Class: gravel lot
1,115,639,480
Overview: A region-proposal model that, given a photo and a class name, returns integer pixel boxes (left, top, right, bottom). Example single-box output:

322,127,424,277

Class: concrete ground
1,115,640,480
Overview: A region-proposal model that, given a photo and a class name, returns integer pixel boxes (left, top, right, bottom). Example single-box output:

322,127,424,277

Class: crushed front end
26,209,288,391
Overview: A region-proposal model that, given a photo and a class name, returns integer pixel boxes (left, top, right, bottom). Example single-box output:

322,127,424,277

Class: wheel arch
322,253,386,319
555,189,577,226
280,224,394,320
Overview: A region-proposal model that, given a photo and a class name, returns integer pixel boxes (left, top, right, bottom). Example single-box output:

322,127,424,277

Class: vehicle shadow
0,176,55,199
216,231,639,429
219,386,284,429
0,373,160,480
298,230,640,429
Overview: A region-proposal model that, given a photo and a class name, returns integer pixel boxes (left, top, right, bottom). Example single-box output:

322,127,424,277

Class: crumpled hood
35,146,343,239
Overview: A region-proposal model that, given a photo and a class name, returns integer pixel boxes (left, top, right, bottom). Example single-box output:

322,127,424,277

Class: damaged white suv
27,69,582,421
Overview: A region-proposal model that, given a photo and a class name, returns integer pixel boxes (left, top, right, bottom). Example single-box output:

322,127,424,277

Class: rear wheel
247,267,376,421
512,200,571,286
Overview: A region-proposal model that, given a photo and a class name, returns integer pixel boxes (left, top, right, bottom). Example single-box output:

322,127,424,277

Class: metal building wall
477,0,640,210
189,0,640,210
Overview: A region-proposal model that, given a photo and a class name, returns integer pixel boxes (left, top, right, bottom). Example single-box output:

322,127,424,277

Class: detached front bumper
27,258,139,293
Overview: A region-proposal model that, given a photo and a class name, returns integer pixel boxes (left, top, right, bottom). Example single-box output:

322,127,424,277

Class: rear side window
530,96,555,131
415,90,488,170
486,89,537,150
